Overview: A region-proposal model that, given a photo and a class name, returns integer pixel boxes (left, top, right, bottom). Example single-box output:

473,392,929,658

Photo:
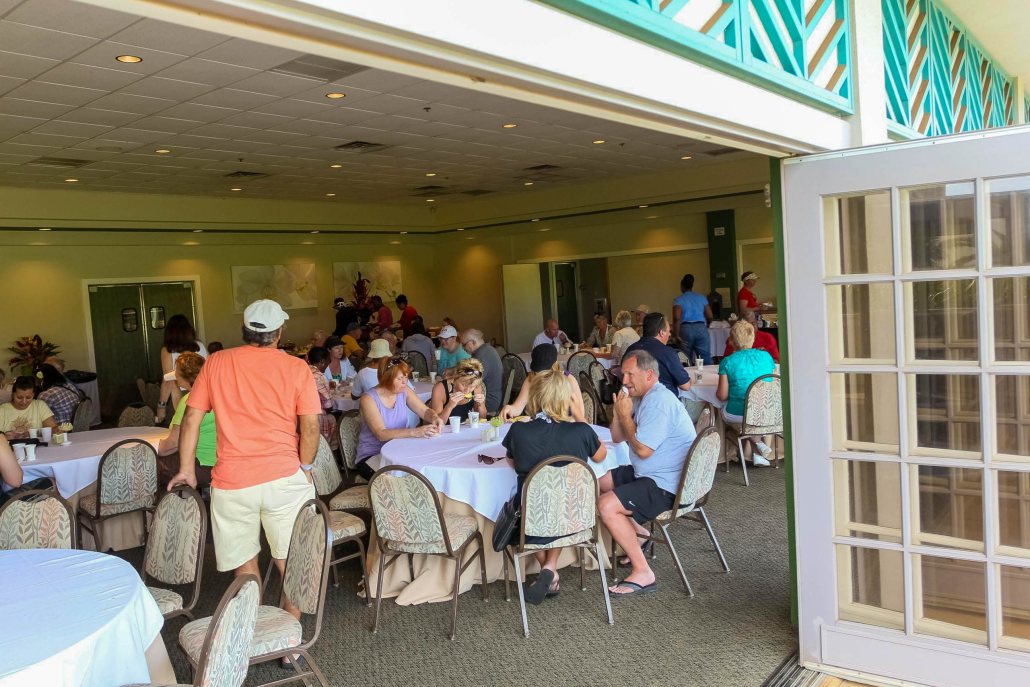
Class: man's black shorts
609,465,675,525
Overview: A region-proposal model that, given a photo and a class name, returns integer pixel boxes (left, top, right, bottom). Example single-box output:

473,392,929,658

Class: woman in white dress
156,315,207,424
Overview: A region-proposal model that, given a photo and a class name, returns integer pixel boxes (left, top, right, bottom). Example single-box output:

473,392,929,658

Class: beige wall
608,249,711,323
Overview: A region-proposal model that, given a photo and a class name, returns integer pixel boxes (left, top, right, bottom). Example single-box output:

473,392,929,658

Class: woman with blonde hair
501,365,607,605
499,344,586,422
716,320,776,466
429,357,487,423
157,351,217,490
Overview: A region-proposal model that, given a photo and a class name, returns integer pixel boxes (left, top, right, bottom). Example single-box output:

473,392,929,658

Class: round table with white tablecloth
330,379,434,413
517,351,614,373
0,549,176,687
708,324,731,359
4,426,169,551
366,421,631,604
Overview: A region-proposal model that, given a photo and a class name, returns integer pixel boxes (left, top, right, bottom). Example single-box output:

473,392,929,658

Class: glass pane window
989,175,1030,268
830,373,899,454
902,182,976,271
827,284,896,364
149,306,166,329
911,465,984,551
908,279,978,362
121,308,137,332
995,375,1030,460
915,554,987,645
833,460,902,543
836,545,905,630
1000,564,1030,650
992,277,1030,362
909,374,982,457
998,471,1030,556
824,191,894,276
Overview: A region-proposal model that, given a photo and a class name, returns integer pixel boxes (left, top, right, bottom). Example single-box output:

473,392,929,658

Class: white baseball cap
439,325,458,339
243,299,289,332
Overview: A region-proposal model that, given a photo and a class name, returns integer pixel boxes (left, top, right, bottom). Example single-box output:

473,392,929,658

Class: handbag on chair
492,495,520,552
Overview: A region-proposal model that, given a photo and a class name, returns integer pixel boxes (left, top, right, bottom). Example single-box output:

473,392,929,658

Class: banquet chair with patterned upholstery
368,465,489,640
580,391,595,425
677,350,691,368
0,489,77,550
125,574,261,687
566,351,595,381
402,350,429,378
494,344,507,357
725,374,783,487
136,378,161,415
78,438,157,552
579,371,609,426
334,412,371,504
500,354,527,407
694,402,715,432
503,456,612,637
180,500,333,687
613,427,728,596
118,403,156,428
142,486,206,621
72,397,93,432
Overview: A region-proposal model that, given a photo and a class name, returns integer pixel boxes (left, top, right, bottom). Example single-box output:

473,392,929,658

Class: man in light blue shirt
437,325,470,375
600,349,696,597
672,273,713,365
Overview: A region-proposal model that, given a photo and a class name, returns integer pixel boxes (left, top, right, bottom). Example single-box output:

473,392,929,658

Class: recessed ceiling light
426,173,436,177
155,149,170,154
593,140,605,144
116,55,142,63
390,240,400,245
326,193,335,196
64,179,78,182
230,188,242,192
539,228,551,232
639,205,648,208
193,229,203,233
311,231,320,234
330,164,342,168
647,215,658,219
400,231,408,235
38,227,50,231
531,218,539,222
466,236,474,240
426,199,434,202
680,156,692,160
456,228,464,231
524,182,533,186
325,93,345,99
502,124,517,128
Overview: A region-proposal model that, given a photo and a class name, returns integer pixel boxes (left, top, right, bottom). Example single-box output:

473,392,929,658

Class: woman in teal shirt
717,321,775,466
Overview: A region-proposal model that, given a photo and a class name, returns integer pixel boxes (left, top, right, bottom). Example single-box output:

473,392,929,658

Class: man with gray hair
458,328,503,412
599,349,696,597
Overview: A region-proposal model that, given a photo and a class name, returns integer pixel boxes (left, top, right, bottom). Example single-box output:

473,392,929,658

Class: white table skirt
679,365,725,408
71,379,101,426
5,427,169,499
517,352,614,373
708,326,731,358
0,549,167,687
330,381,433,414
380,421,631,521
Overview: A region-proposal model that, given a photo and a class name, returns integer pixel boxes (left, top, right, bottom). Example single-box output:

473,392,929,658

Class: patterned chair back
494,344,508,357
337,413,363,470
566,351,595,381
136,378,161,414
586,360,607,399
521,457,597,541
118,404,155,428
694,403,715,432
742,374,782,435
580,391,595,425
195,575,260,687
310,435,342,496
677,350,691,367
282,499,331,616
500,354,527,406
97,439,157,509
673,427,721,512
144,486,205,585
402,350,429,378
0,490,75,550
579,371,607,426
72,397,92,432
368,466,446,548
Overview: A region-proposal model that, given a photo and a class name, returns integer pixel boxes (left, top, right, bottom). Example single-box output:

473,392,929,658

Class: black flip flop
546,581,560,598
526,569,555,605
609,580,658,597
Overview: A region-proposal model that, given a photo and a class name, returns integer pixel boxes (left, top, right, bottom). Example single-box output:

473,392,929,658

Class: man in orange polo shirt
168,299,320,623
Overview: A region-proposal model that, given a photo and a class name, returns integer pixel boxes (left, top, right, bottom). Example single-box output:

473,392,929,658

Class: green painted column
768,156,798,628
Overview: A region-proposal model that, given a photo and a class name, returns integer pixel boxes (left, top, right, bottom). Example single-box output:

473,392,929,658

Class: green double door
88,282,198,420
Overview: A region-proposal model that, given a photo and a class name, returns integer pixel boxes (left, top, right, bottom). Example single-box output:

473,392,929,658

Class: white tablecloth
380,422,631,521
5,427,169,499
0,549,168,687
330,380,434,413
708,326,731,358
679,365,725,408
517,352,614,372
71,379,101,426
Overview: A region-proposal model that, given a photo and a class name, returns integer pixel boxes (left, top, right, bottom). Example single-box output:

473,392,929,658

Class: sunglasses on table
477,454,501,465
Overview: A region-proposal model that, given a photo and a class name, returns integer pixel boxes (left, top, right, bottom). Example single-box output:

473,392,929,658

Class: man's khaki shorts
210,469,315,571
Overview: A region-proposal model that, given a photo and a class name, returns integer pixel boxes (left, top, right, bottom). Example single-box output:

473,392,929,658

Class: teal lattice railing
538,0,853,113
883,0,1015,138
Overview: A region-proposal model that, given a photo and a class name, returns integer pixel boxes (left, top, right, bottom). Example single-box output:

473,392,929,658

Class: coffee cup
435,349,442,360
411,371,420,382
430,372,437,383
28,428,38,439
468,411,480,429
53,433,66,444
24,444,36,461
13,444,26,462
41,427,52,443
573,344,579,353
449,416,460,434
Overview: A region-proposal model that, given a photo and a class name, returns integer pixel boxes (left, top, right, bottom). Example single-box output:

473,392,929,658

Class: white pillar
848,0,889,145
1016,77,1026,125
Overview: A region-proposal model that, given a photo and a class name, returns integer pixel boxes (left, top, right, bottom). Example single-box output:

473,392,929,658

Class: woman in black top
429,358,487,423
502,364,606,605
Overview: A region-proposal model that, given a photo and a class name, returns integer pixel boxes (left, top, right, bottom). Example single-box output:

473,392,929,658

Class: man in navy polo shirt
625,312,692,394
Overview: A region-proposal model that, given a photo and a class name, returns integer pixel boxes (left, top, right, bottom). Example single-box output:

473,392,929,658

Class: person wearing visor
738,272,762,312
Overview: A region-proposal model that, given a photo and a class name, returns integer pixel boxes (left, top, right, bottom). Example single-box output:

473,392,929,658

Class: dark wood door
88,284,148,419
141,282,198,382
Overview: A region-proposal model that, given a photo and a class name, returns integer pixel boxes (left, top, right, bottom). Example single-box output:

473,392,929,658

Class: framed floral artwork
231,263,317,314
333,261,401,303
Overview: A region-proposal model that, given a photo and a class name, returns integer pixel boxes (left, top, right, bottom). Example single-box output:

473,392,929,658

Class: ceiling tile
156,102,237,122
189,87,277,110
155,133,219,148
268,118,339,136
102,127,170,144
330,69,421,93
117,76,214,102
5,80,105,106
237,129,304,146
217,110,292,129
0,50,59,80
108,18,227,55
71,41,189,75
194,38,303,71
0,75,24,97
30,119,111,138
0,97,73,119
291,84,378,105
128,115,203,133
154,58,259,88
354,94,426,115
226,71,319,97
304,106,380,127
250,98,332,119
6,131,82,148
86,92,176,115
5,0,139,38
37,62,143,91
56,107,141,127
186,122,257,139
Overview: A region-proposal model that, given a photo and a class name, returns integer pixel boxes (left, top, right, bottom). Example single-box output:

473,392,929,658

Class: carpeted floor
117,464,796,687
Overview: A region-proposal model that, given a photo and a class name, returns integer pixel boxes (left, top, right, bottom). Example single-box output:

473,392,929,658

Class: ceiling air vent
27,156,91,169
411,190,451,198
224,171,269,179
523,164,561,171
334,141,392,154
413,185,446,191
271,55,369,82
461,189,493,196
677,141,740,157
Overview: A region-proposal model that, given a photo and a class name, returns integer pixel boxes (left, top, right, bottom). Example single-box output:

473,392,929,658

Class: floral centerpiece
7,335,60,377
350,272,376,324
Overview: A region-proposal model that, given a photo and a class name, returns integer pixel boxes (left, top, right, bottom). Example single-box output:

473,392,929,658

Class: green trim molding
884,0,1016,138
537,0,853,114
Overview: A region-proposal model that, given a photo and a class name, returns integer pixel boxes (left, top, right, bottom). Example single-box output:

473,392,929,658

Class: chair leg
372,552,387,634
595,541,613,626
511,553,530,638
579,547,586,591
449,554,462,640
698,507,730,572
408,553,416,582
331,543,341,588
736,437,750,487
299,649,330,687
660,522,693,597
357,538,372,607
261,557,275,600
648,522,657,559
476,533,489,601
773,434,779,468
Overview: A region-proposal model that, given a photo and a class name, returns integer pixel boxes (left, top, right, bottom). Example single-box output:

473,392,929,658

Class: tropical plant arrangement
350,272,376,323
7,335,60,376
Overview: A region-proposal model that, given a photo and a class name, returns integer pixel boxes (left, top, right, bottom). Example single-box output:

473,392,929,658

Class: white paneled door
784,127,1030,686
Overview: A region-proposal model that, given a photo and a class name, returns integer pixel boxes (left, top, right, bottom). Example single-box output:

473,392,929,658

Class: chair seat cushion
329,511,366,542
656,503,697,521
384,513,478,554
79,493,154,517
147,586,183,615
180,605,301,662
523,528,593,550
329,485,369,511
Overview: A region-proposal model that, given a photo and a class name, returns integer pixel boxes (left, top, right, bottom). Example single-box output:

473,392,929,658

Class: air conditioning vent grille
224,171,269,179
271,55,369,82
27,156,91,169
523,164,561,171
334,141,392,153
